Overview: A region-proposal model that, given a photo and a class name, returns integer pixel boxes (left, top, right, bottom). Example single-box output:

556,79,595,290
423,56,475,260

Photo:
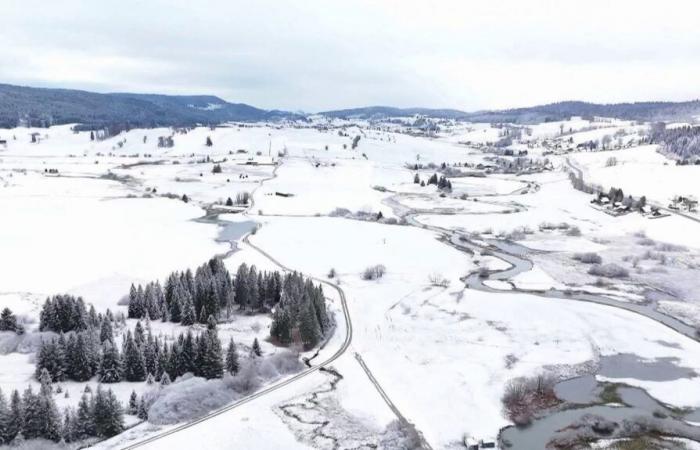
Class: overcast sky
2,0,700,112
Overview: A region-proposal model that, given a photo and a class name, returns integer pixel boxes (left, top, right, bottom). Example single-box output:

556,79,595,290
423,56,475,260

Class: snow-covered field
3,118,700,450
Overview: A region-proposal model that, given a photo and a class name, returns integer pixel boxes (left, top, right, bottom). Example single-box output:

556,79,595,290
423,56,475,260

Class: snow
3,119,700,449
570,144,700,206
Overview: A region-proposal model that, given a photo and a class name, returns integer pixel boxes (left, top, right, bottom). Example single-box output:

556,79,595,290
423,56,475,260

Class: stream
385,190,700,449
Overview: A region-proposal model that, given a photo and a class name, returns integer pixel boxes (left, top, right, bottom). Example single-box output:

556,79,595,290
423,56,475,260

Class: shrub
428,273,449,287
566,225,582,236
588,263,629,278
502,374,559,426
362,265,386,280
572,252,602,264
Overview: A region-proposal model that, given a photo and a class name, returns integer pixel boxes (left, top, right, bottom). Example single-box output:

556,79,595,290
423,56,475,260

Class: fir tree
98,341,122,383
21,387,42,440
68,333,95,382
38,387,62,441
298,302,322,349
0,389,9,445
74,392,95,440
99,318,114,343
137,397,148,420
122,332,146,382
181,295,196,326
128,391,138,415
225,339,239,375
93,387,123,438
5,390,22,443
0,308,18,332
251,338,262,357
38,368,53,396
270,307,292,344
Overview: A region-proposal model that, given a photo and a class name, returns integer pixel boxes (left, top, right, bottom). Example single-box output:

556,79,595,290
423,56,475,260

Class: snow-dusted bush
428,273,449,287
588,263,629,278
147,351,303,425
0,330,58,354
147,376,238,424
656,242,687,252
638,237,656,246
329,207,352,218
572,252,602,264
362,265,386,280
565,225,582,236
501,374,559,426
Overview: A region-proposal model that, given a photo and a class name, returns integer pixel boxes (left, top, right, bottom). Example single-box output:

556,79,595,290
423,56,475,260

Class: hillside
0,84,293,129
322,100,700,123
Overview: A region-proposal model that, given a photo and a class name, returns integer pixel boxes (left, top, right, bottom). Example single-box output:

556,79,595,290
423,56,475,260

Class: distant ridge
2,82,700,129
320,106,470,120
0,83,298,129
321,100,700,123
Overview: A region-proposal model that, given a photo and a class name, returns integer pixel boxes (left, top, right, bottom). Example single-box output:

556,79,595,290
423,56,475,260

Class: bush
362,265,386,280
572,252,602,264
428,273,449,287
148,351,302,425
588,263,629,278
502,374,558,426
565,225,582,236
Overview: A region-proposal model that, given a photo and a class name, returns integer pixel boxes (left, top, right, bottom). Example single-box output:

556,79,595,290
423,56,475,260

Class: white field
2,119,700,449
569,144,700,205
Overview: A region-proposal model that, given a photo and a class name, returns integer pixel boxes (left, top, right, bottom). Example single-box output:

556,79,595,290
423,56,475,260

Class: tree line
0,382,123,445
649,123,700,162
126,259,332,349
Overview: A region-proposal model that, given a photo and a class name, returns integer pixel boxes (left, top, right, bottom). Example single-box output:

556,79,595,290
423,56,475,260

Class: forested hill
322,100,700,123
0,83,296,129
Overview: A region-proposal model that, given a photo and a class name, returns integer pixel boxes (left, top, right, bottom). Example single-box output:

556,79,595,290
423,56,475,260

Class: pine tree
68,333,94,381
137,397,148,420
181,295,196,326
74,392,95,439
298,302,322,349
251,338,262,357
62,407,76,443
143,338,158,380
0,308,17,332
38,387,62,441
98,341,122,383
160,372,171,386
122,332,146,382
235,263,249,309
36,339,66,382
225,339,239,375
127,284,143,318
93,387,123,438
184,331,197,374
5,390,22,443
134,320,145,345
247,266,260,311
21,386,42,440
128,391,138,415
0,389,9,445
38,368,53,396
270,307,292,344
200,326,223,379
99,318,114,343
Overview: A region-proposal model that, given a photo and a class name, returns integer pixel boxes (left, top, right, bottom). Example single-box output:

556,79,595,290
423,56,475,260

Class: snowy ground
2,119,700,449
